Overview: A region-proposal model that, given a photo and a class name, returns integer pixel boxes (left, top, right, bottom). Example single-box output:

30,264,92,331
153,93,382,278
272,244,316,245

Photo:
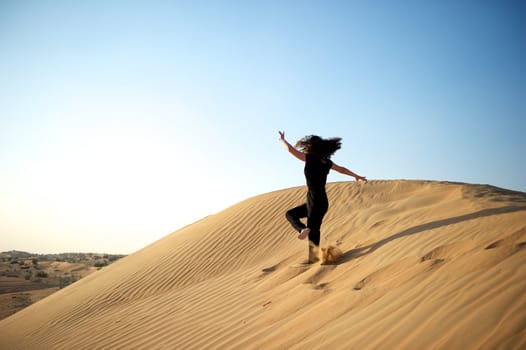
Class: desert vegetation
0,250,126,320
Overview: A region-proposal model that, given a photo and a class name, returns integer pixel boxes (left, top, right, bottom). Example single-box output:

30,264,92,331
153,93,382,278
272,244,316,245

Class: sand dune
1,180,525,349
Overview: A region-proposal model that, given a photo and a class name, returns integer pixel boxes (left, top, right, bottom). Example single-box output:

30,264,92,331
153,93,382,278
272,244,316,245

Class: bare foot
298,228,310,240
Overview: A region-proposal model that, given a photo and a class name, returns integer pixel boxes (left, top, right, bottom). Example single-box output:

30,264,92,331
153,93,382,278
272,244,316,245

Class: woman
279,131,367,264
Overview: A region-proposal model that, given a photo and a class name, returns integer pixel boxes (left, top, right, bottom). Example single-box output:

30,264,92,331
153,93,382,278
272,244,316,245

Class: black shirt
304,154,333,193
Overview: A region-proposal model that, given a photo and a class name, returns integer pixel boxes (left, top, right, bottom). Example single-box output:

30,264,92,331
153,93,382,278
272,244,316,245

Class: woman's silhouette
279,131,367,264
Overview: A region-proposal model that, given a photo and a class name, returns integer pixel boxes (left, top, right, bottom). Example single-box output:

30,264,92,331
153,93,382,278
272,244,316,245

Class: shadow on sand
340,205,526,264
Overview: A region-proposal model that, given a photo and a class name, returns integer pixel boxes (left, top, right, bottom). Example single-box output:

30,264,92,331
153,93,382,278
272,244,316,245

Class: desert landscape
0,180,525,349
0,251,125,320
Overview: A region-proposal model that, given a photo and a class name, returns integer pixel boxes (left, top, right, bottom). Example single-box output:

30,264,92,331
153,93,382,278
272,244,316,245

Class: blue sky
1,0,525,254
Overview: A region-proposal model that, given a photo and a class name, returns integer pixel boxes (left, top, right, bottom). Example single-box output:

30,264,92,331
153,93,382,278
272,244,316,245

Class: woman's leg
307,217,322,246
285,204,308,233
307,202,328,247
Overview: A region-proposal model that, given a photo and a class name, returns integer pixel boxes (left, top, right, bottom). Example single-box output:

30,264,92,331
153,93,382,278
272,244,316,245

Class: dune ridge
1,180,525,349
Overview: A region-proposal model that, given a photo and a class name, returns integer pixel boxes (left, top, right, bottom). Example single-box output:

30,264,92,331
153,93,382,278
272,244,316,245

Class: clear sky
1,0,525,254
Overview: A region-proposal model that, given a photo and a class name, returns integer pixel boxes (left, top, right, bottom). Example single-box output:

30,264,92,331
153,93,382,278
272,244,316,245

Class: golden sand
1,180,525,349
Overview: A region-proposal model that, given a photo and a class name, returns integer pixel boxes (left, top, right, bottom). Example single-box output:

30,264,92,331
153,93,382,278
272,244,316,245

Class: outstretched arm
278,131,306,162
332,162,367,182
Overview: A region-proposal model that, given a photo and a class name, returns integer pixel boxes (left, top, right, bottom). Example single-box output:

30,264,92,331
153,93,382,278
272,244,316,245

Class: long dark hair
295,135,342,159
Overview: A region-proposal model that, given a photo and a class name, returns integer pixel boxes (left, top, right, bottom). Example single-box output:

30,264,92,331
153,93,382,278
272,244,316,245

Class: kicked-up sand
0,180,525,349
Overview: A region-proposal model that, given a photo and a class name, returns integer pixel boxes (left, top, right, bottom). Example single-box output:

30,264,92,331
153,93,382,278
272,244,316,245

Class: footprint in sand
485,227,526,250
299,265,337,292
313,282,329,290
352,256,431,291
353,278,366,291
261,265,277,273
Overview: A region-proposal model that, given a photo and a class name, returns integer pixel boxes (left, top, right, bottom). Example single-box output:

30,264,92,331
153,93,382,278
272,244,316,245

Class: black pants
285,191,328,246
